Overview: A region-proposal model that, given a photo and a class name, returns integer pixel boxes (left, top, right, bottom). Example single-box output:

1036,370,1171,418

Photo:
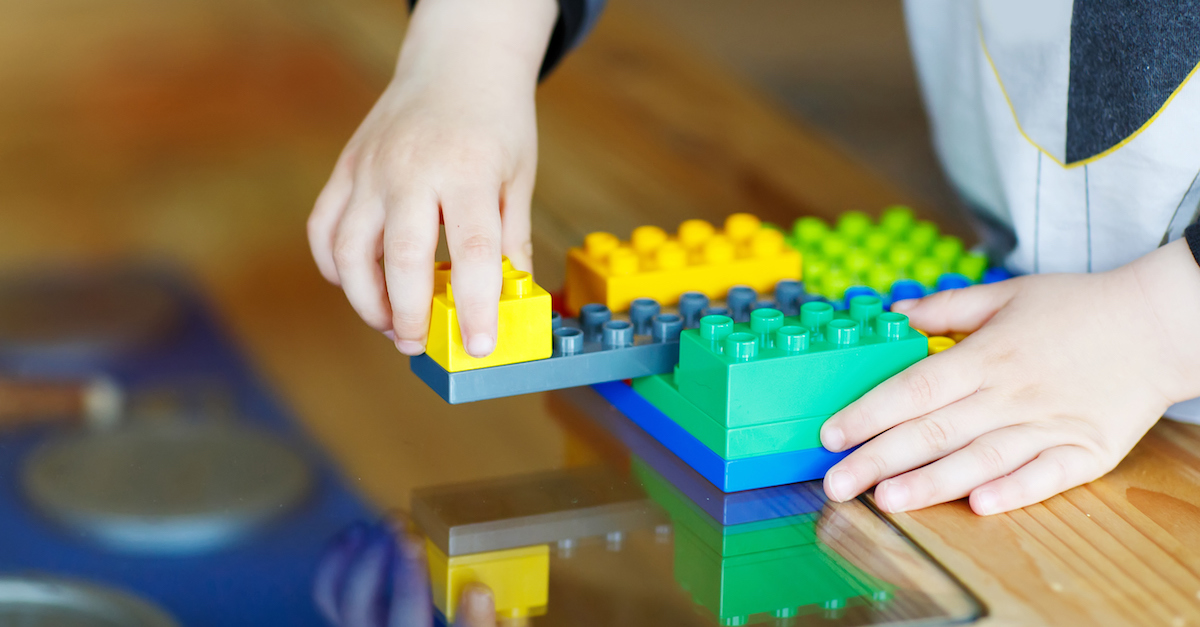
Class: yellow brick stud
928,336,956,354
724,213,761,243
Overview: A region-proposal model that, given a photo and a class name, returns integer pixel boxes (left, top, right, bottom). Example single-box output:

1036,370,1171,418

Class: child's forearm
398,0,559,92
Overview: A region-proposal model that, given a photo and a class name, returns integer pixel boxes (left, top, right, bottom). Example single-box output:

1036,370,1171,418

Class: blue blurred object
934,273,972,292
982,267,1014,283
889,279,926,304
0,272,375,627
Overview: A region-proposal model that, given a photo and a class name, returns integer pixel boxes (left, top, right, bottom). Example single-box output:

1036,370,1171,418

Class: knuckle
916,417,954,452
904,369,940,408
971,440,1007,475
383,238,435,270
331,239,361,269
862,451,890,482
454,231,499,263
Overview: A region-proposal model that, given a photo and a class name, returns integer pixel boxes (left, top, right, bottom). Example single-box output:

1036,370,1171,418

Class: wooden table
1,0,1197,624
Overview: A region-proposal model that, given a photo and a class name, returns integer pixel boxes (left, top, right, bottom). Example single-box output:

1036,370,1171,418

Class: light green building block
675,300,927,427
632,370,827,458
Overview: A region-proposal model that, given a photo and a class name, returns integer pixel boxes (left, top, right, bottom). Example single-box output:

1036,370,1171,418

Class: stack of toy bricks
617,293,927,492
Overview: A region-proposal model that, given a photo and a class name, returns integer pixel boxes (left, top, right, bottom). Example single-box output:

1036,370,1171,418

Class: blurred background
0,1,962,624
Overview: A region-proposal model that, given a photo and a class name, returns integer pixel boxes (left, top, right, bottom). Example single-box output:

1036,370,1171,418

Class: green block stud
676,300,927,427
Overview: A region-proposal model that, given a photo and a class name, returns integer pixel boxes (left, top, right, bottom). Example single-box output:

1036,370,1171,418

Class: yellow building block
426,257,552,372
426,540,550,621
564,213,802,315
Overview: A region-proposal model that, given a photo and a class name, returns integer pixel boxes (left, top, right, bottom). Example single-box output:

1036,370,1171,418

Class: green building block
785,206,980,300
676,301,927,427
632,456,818,556
632,370,827,458
674,525,890,624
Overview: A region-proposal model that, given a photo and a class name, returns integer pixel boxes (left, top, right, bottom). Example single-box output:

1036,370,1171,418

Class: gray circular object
22,423,312,554
0,576,179,627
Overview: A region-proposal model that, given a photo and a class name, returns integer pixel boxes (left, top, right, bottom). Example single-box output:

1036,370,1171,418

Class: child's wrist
398,0,558,91
1124,239,1200,401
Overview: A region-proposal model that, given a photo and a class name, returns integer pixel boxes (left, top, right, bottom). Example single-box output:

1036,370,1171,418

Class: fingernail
890,299,917,312
826,470,855,502
822,426,845,452
383,330,396,341
395,340,425,356
466,334,495,358
973,488,1000,516
878,481,909,512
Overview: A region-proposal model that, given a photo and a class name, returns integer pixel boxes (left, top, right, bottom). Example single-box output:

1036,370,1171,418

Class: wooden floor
1,0,1198,624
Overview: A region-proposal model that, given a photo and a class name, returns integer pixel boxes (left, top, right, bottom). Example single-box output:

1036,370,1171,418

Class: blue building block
551,386,829,525
592,381,849,492
982,267,1014,283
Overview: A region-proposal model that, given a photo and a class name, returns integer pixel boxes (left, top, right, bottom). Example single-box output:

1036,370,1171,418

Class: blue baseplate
591,381,849,493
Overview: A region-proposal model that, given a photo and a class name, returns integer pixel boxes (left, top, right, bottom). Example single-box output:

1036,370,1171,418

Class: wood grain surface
1,0,1197,624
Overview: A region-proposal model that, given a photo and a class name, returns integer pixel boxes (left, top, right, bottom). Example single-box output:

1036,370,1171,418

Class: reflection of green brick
676,301,927,427
633,370,826,458
632,456,817,556
674,525,889,624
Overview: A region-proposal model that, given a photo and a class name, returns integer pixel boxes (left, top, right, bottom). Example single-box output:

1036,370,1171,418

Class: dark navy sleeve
1185,222,1200,268
407,0,608,79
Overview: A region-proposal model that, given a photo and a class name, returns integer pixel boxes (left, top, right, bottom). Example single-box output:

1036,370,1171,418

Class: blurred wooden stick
0,376,122,429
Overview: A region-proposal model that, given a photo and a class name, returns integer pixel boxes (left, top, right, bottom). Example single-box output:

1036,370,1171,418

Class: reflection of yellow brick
564,214,802,315
426,257,552,372
426,540,550,621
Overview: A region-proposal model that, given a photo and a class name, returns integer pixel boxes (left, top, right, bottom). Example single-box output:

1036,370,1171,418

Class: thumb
890,278,1020,336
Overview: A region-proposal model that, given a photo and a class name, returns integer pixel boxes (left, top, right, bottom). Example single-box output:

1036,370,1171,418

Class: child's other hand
307,0,557,357
820,239,1200,515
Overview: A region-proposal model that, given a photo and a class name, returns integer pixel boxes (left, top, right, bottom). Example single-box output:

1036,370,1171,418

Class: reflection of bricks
564,213,801,315
426,541,549,622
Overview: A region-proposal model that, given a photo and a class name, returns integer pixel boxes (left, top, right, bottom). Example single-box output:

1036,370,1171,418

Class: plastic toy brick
412,466,660,557
564,213,802,315
676,298,927,427
426,540,550,621
786,206,991,302
673,525,890,624
928,335,956,354
410,301,683,403
633,370,825,458
426,258,552,372
550,386,828,525
633,456,818,557
592,380,849,492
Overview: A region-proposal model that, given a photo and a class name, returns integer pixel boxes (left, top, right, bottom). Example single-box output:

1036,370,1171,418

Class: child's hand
307,0,557,357
821,239,1200,515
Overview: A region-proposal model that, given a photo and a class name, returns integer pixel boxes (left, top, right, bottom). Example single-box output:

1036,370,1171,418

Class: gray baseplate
410,281,808,404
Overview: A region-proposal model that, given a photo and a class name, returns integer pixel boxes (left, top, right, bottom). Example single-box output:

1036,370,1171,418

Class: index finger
821,344,984,452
